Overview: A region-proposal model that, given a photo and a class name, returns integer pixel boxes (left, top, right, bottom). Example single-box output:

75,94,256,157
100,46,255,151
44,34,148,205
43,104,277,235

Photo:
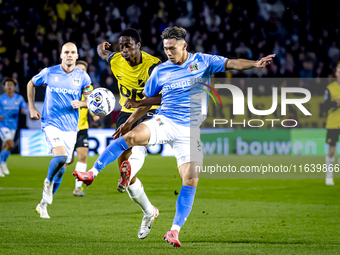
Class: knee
7,140,14,150
124,132,138,147
182,177,199,187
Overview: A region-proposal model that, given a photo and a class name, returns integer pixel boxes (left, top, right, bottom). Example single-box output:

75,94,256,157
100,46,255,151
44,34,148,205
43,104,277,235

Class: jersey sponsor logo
47,86,80,96
189,63,199,72
163,80,191,92
73,79,80,86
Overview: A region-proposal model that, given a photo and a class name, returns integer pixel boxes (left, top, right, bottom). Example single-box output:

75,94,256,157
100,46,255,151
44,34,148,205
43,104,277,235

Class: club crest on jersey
14,100,18,104
73,79,80,86
189,63,199,73
156,118,164,126
53,137,60,142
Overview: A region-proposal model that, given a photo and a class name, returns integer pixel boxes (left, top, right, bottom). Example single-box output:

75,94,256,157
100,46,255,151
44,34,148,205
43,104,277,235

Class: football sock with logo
1,149,11,163
93,136,130,173
127,178,154,217
75,162,87,189
46,155,68,182
171,185,197,233
128,146,147,180
52,167,66,194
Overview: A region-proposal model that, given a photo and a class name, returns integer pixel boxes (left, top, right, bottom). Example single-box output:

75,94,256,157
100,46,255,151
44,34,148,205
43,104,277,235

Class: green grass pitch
0,155,339,254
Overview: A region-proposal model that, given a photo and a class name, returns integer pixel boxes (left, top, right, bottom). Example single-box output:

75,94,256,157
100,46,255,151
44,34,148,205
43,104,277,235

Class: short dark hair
120,28,141,44
3,77,17,86
76,60,88,69
161,27,186,40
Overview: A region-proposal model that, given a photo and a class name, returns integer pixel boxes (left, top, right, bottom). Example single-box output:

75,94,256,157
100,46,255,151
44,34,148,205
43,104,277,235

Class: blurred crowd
0,0,339,101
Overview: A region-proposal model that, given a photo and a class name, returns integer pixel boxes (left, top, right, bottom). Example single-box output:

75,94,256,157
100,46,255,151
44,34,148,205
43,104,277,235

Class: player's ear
183,42,188,51
137,42,141,49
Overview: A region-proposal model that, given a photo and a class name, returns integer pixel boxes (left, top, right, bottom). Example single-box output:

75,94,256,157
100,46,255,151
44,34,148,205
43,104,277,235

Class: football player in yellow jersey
96,28,161,239
323,63,340,185
71,60,99,196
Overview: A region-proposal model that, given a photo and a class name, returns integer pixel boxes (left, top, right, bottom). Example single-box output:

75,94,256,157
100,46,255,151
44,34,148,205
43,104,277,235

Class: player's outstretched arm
97,42,113,62
124,95,162,109
27,80,42,120
227,54,275,70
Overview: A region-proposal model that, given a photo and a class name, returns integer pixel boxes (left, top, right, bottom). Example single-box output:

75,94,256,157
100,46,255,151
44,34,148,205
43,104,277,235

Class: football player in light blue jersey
27,42,93,219
0,78,26,177
74,27,274,246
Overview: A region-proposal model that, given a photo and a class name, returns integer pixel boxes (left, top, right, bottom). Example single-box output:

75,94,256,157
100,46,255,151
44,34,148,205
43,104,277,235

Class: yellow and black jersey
78,85,93,130
323,81,340,129
108,51,161,113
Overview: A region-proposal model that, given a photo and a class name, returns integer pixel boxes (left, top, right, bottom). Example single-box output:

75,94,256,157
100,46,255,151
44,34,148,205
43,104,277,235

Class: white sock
170,224,181,232
127,178,153,216
75,162,87,189
89,168,99,178
325,155,335,178
128,146,147,181
40,198,47,208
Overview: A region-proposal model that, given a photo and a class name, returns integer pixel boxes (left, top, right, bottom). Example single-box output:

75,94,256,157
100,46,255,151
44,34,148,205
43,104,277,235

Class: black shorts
326,129,340,146
75,129,89,149
116,109,156,129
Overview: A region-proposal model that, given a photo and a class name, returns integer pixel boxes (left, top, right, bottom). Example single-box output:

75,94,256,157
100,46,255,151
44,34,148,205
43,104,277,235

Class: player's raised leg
73,123,151,185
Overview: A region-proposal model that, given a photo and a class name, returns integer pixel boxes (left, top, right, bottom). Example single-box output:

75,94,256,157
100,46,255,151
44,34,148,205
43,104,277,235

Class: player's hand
335,99,340,104
100,41,111,50
255,54,276,68
0,115,3,121
124,99,140,109
71,100,83,109
29,108,42,120
113,123,133,139
92,115,100,121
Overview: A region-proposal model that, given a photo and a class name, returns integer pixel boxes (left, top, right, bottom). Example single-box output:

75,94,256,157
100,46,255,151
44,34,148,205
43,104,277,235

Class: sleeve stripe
142,92,149,98
224,59,229,72
148,61,161,76
107,52,117,64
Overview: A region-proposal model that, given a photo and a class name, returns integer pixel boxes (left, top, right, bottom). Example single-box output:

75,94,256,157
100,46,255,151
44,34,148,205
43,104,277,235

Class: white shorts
0,128,16,142
142,115,203,167
42,126,77,163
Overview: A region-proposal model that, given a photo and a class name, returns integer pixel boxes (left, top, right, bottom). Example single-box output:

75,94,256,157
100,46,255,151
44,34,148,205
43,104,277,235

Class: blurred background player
0,78,26,177
28,42,92,218
323,62,340,185
74,28,162,239
71,60,99,197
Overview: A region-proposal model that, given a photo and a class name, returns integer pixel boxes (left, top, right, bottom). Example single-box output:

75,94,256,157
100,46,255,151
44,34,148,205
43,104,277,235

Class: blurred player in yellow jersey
323,63,340,185
75,28,161,239
72,60,99,196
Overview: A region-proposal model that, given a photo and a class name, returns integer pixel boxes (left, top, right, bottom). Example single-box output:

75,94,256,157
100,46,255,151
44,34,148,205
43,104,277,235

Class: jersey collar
61,64,75,74
178,52,189,66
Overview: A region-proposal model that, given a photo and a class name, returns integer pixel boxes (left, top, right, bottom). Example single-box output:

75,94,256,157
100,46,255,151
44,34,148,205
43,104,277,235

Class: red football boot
73,171,94,186
163,230,181,248
117,161,131,193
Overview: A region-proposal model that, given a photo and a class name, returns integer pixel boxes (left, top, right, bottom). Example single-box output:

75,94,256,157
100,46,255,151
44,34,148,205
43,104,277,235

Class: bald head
60,42,78,70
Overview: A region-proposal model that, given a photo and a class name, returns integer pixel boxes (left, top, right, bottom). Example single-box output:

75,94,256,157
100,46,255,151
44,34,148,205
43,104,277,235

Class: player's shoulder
327,81,339,90
141,51,161,65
